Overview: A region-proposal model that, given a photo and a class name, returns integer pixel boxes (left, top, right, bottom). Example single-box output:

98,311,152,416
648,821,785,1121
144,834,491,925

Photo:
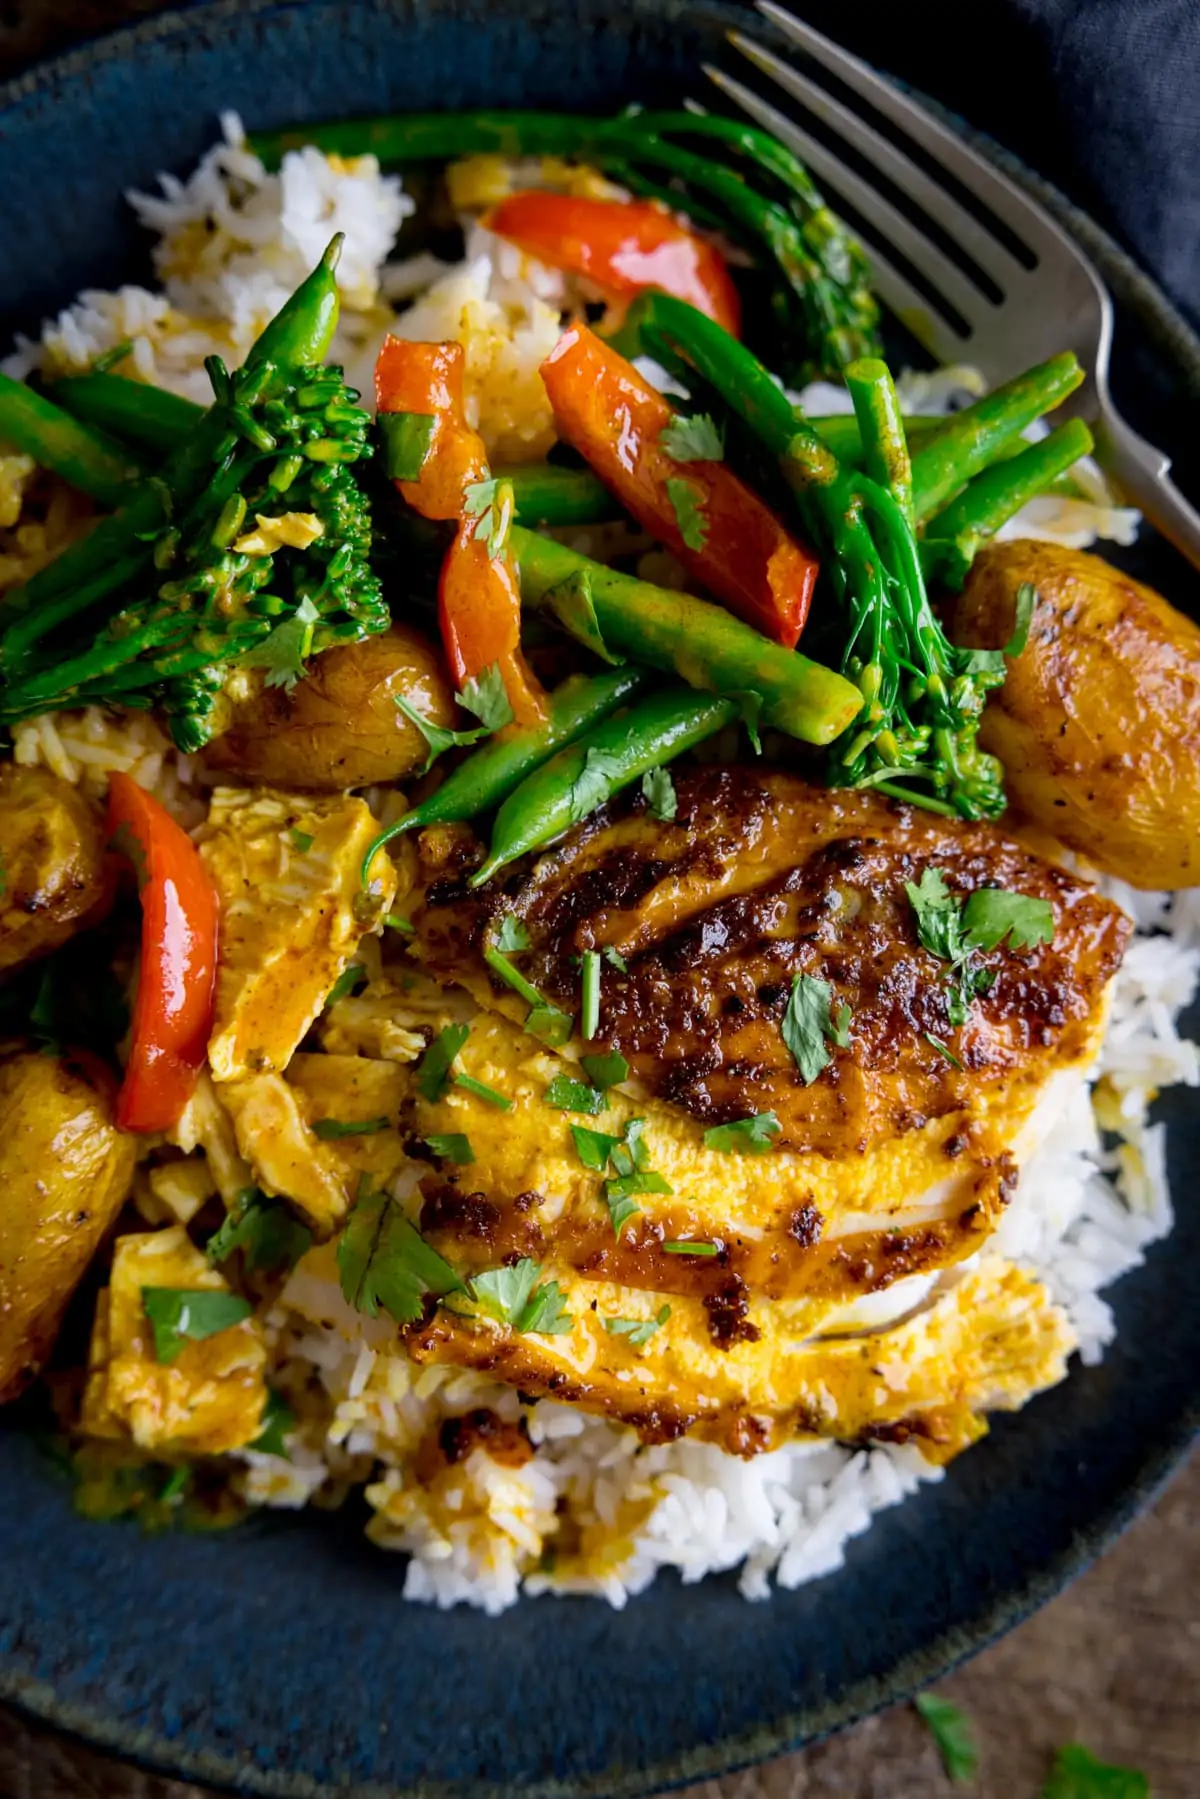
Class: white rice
8,121,1197,1612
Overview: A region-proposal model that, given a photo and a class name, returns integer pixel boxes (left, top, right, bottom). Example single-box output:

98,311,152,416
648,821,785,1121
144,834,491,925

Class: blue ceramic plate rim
0,4,1196,1795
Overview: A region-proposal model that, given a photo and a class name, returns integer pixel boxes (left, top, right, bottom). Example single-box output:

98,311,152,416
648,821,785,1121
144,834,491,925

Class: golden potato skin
0,1053,136,1402
0,764,107,972
952,541,1200,889
206,624,458,790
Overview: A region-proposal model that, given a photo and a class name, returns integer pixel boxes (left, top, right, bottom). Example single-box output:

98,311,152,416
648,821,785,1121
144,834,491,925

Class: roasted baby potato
0,1052,136,1402
0,763,107,972
206,624,458,790
952,541,1200,889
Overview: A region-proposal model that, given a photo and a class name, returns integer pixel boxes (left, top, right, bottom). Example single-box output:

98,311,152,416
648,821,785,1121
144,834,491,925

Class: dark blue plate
0,3,1197,1794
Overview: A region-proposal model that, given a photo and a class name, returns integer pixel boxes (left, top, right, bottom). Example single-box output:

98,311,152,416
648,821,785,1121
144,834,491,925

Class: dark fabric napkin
794,0,1200,332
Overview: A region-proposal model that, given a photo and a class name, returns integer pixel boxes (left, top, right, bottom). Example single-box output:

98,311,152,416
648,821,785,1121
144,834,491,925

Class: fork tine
754,0,1070,263
706,64,981,343
722,34,1026,294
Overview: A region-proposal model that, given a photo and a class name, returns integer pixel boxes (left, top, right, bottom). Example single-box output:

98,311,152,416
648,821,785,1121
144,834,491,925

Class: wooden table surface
0,4,1197,1796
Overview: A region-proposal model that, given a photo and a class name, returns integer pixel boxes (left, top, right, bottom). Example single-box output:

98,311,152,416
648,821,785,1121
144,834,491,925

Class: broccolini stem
0,373,140,505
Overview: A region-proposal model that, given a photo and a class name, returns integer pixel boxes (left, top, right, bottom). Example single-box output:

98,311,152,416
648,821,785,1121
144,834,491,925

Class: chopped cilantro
378,409,437,482
416,1023,470,1102
463,477,514,560
459,660,515,732
605,1304,671,1346
962,887,1055,953
337,1186,463,1323
907,867,1054,1028
1042,1744,1148,1799
206,1190,311,1274
251,1389,295,1459
141,1287,253,1364
703,1112,782,1155
542,567,623,666
607,1192,643,1236
324,962,366,1009
907,867,965,962
914,1693,978,1785
484,943,544,1008
424,1132,475,1164
494,913,530,953
571,1124,621,1172
384,912,414,934
568,746,626,825
394,693,487,774
581,949,601,1040
240,595,320,692
453,1071,512,1110
289,827,314,853
602,945,629,974
660,411,725,463
525,1004,574,1047
732,689,765,754
580,1050,629,1091
924,1032,963,1070
312,1115,390,1140
545,1074,606,1115
962,579,1037,678
642,765,677,822
470,1258,572,1334
782,973,849,1085
662,1239,718,1256
665,474,709,551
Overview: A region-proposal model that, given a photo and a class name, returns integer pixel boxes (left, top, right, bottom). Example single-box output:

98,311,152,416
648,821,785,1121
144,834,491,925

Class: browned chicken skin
0,763,108,972
952,540,1200,889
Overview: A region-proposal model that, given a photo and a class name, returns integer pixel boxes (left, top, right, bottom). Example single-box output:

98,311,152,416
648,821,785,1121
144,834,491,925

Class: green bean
361,665,653,877
920,418,1095,588
910,353,1083,522
51,372,203,454
504,464,619,528
0,373,141,505
471,687,737,887
510,526,862,748
844,359,913,526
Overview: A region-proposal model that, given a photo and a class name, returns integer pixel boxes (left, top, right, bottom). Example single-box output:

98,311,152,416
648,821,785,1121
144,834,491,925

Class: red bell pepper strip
106,772,218,1134
487,192,741,338
374,336,546,726
540,324,819,649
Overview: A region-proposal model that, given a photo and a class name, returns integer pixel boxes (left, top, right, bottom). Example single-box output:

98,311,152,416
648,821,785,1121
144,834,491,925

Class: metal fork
706,1,1200,569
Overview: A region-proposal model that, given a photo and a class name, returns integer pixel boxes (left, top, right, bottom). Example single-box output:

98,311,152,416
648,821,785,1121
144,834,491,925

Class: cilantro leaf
525,1004,574,1047
662,1239,718,1256
906,867,966,962
703,1112,782,1155
384,912,414,934
494,913,530,953
962,887,1055,953
660,411,725,463
251,1389,294,1458
337,1187,463,1324
416,1023,470,1102
484,944,544,1008
829,1001,853,1048
545,1074,606,1114
606,1168,672,1202
240,595,320,692
206,1190,311,1274
471,1258,573,1334
141,1288,253,1364
924,1032,963,1069
453,1071,512,1110
1042,1744,1148,1799
378,409,437,482
568,746,626,825
571,1124,622,1172
424,1132,475,1164
289,827,314,853
602,945,629,974
543,569,624,665
606,1191,643,1236
605,1304,671,1346
961,579,1038,678
463,478,498,518
642,766,677,822
782,974,847,1085
459,660,515,732
463,477,514,559
324,962,366,1009
665,474,709,551
394,693,487,774
312,1116,390,1140
580,1051,629,1091
914,1693,978,1785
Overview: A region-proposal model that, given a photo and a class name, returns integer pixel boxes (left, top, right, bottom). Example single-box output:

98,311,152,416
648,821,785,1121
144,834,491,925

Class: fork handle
1093,402,1200,572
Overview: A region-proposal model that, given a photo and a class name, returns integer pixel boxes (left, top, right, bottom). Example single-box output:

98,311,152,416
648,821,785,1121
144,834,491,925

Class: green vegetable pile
0,238,385,750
